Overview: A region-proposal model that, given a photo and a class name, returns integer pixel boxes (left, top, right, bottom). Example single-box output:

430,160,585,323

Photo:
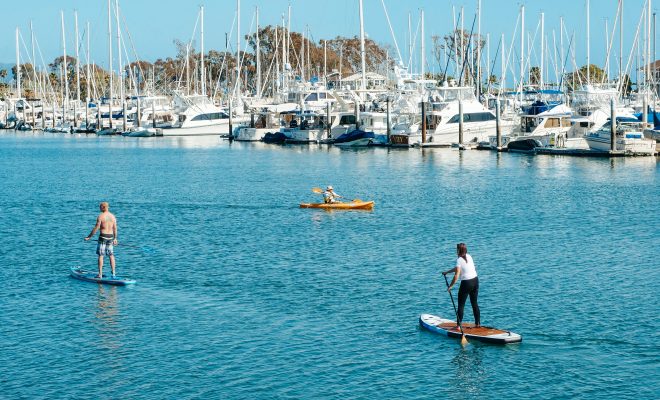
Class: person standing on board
84,202,118,278
442,243,480,329
323,186,343,204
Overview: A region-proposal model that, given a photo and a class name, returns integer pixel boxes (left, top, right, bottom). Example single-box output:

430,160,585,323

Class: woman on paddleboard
442,243,480,328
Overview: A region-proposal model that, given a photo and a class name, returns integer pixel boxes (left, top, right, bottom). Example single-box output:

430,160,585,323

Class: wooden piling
152,102,156,129
458,99,464,145
122,101,127,131
326,102,331,139
421,101,427,144
610,98,616,152
228,99,233,138
136,96,141,128
386,97,391,144
496,99,502,149
96,102,101,130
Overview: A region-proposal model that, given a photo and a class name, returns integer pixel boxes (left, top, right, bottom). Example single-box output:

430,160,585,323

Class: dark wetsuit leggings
457,277,480,326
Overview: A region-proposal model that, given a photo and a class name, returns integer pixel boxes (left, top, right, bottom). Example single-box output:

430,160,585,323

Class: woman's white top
456,254,477,281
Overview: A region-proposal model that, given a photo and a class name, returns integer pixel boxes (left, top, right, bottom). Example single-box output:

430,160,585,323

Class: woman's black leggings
457,277,480,326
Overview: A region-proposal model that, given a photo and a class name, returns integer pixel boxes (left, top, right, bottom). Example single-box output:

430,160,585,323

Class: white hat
326,185,333,190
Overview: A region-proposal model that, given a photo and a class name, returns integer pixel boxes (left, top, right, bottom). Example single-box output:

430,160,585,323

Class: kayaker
323,186,343,204
442,243,480,329
84,202,118,278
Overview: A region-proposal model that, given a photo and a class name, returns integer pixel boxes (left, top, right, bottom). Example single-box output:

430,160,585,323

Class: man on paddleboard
442,243,480,329
84,202,118,278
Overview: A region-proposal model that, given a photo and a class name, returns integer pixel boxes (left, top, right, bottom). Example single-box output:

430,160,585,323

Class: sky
0,0,657,80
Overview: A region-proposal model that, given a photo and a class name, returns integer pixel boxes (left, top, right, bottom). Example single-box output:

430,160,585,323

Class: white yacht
163,94,237,136
490,101,575,149
585,117,655,154
390,86,517,147
233,112,282,142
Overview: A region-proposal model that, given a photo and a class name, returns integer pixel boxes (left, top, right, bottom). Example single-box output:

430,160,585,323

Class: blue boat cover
334,129,376,144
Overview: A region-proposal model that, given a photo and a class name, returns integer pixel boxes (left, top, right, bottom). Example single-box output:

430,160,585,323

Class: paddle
84,238,154,253
311,187,362,203
443,274,469,346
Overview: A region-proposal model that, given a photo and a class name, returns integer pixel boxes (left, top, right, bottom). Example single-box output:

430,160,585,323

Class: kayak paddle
444,274,469,346
311,187,323,194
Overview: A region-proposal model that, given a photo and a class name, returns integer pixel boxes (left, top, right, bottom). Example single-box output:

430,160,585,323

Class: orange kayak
299,201,375,210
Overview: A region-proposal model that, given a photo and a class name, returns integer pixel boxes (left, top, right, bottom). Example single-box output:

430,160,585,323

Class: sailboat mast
75,10,80,102
586,0,590,83
477,0,481,98
115,0,123,102
421,9,425,80
646,0,652,89
619,0,623,80
500,33,505,94
31,21,37,98
107,0,113,128
15,27,20,98
540,12,544,90
61,11,69,108
236,0,240,97
201,5,205,95
520,5,524,104
359,0,367,94
256,6,261,98
86,21,91,102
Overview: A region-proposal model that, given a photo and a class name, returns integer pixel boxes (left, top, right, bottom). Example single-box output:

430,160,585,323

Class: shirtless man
84,202,118,278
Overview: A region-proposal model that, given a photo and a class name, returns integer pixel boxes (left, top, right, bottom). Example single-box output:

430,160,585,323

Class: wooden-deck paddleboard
70,266,136,286
419,313,521,344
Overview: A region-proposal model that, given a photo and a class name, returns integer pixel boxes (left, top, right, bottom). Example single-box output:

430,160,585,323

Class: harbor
0,0,659,399
0,0,659,157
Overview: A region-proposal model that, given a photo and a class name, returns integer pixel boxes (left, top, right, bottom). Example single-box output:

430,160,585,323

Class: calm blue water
0,132,658,399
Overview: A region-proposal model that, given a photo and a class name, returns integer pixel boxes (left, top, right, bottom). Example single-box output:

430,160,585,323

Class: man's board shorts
96,233,114,256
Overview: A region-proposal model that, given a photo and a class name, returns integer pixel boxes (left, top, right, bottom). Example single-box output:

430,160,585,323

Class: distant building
642,60,659,95
341,72,387,90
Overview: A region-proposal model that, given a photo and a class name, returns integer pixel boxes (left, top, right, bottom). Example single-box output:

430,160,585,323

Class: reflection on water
94,285,123,352
449,346,485,398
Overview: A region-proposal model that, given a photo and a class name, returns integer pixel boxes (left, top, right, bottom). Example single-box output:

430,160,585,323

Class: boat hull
299,201,374,210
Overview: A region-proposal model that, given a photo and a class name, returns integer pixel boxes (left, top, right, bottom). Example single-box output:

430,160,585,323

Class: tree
619,74,632,96
529,66,541,85
437,29,486,85
563,64,607,92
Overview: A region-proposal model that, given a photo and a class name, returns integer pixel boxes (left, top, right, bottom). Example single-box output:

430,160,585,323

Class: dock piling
610,98,616,152
458,99,464,145
642,96,648,129
326,102,331,139
152,102,156,129
421,101,427,144
496,99,502,150
122,101,127,131
386,97,391,144
228,99,233,138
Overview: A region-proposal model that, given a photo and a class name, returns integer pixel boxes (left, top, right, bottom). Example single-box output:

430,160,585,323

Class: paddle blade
312,187,323,194
460,334,469,346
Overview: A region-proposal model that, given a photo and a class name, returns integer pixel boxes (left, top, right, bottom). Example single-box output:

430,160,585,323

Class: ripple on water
0,134,657,399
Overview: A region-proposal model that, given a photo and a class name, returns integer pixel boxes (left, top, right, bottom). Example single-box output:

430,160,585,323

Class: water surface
0,132,658,399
